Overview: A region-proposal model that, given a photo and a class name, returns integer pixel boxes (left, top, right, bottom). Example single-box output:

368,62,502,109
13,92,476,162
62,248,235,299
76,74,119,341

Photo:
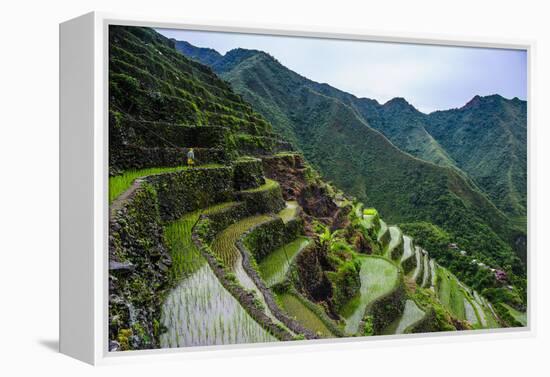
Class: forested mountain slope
175,43,525,273
426,95,527,225
107,26,526,351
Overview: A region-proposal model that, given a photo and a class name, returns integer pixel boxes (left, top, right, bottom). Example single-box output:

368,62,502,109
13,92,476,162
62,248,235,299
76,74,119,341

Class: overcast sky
156,28,527,113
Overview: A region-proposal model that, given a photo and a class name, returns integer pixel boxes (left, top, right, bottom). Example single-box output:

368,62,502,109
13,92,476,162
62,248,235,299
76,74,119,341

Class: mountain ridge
174,40,526,269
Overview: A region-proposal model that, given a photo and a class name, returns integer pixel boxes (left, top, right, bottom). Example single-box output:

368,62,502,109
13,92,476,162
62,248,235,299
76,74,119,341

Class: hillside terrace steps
385,226,404,260
110,145,230,172
421,250,431,288
411,246,424,284
382,299,426,335
377,220,390,246
429,259,437,290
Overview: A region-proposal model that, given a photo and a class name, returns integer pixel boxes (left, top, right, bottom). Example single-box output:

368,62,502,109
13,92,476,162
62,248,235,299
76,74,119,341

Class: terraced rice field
377,220,388,243
278,201,298,223
161,207,275,347
501,303,527,326
210,215,290,329
211,215,273,267
400,235,414,263
411,247,423,282
421,252,431,288
341,256,400,335
108,164,222,203
277,293,335,338
429,259,437,289
160,263,276,347
385,226,403,259
435,266,466,320
240,178,279,193
383,299,426,335
163,211,204,281
463,297,480,326
470,291,488,327
258,237,310,287
473,291,500,328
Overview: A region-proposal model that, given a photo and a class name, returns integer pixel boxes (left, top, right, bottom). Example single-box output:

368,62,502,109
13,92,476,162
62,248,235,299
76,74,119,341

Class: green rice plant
340,256,400,335
210,215,272,267
209,214,291,331
500,303,527,327
258,237,310,287
278,201,298,223
435,266,466,320
164,211,203,282
277,293,334,338
160,263,276,347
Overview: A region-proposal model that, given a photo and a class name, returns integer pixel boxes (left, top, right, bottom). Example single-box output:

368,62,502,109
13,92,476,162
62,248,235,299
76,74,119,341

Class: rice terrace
107,26,527,351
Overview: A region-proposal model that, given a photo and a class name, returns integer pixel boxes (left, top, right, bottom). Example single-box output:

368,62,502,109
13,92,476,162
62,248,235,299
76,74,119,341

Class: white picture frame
59,11,534,365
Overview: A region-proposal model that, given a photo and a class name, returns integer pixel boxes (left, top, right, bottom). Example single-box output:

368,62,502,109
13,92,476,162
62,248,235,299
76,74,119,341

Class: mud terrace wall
366,272,406,334
243,216,303,262
407,307,439,333
147,167,234,222
233,157,266,190
192,209,296,341
109,183,172,351
402,252,418,274
236,181,286,215
235,134,293,156
110,145,229,174
262,153,308,200
110,114,230,149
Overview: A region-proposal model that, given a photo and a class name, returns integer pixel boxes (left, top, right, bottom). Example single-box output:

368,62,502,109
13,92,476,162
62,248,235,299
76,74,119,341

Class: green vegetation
110,166,184,203
239,177,279,193
383,299,426,335
385,226,403,260
400,221,525,305
341,256,400,335
410,288,457,332
435,266,466,320
278,201,299,223
163,211,203,281
160,261,276,347
277,293,334,338
500,303,527,327
109,164,222,203
259,237,310,287
177,41,526,299
427,95,527,224
109,26,523,351
211,215,273,267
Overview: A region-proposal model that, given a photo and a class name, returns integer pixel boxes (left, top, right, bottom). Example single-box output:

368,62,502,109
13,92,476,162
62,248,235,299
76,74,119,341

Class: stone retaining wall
108,182,171,351
146,166,234,221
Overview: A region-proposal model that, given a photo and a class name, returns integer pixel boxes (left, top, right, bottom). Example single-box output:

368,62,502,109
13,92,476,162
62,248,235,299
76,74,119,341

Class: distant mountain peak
461,94,517,110
383,97,418,112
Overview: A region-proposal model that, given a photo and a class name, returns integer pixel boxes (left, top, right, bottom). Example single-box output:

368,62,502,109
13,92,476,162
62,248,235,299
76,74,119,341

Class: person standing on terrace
187,148,195,166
